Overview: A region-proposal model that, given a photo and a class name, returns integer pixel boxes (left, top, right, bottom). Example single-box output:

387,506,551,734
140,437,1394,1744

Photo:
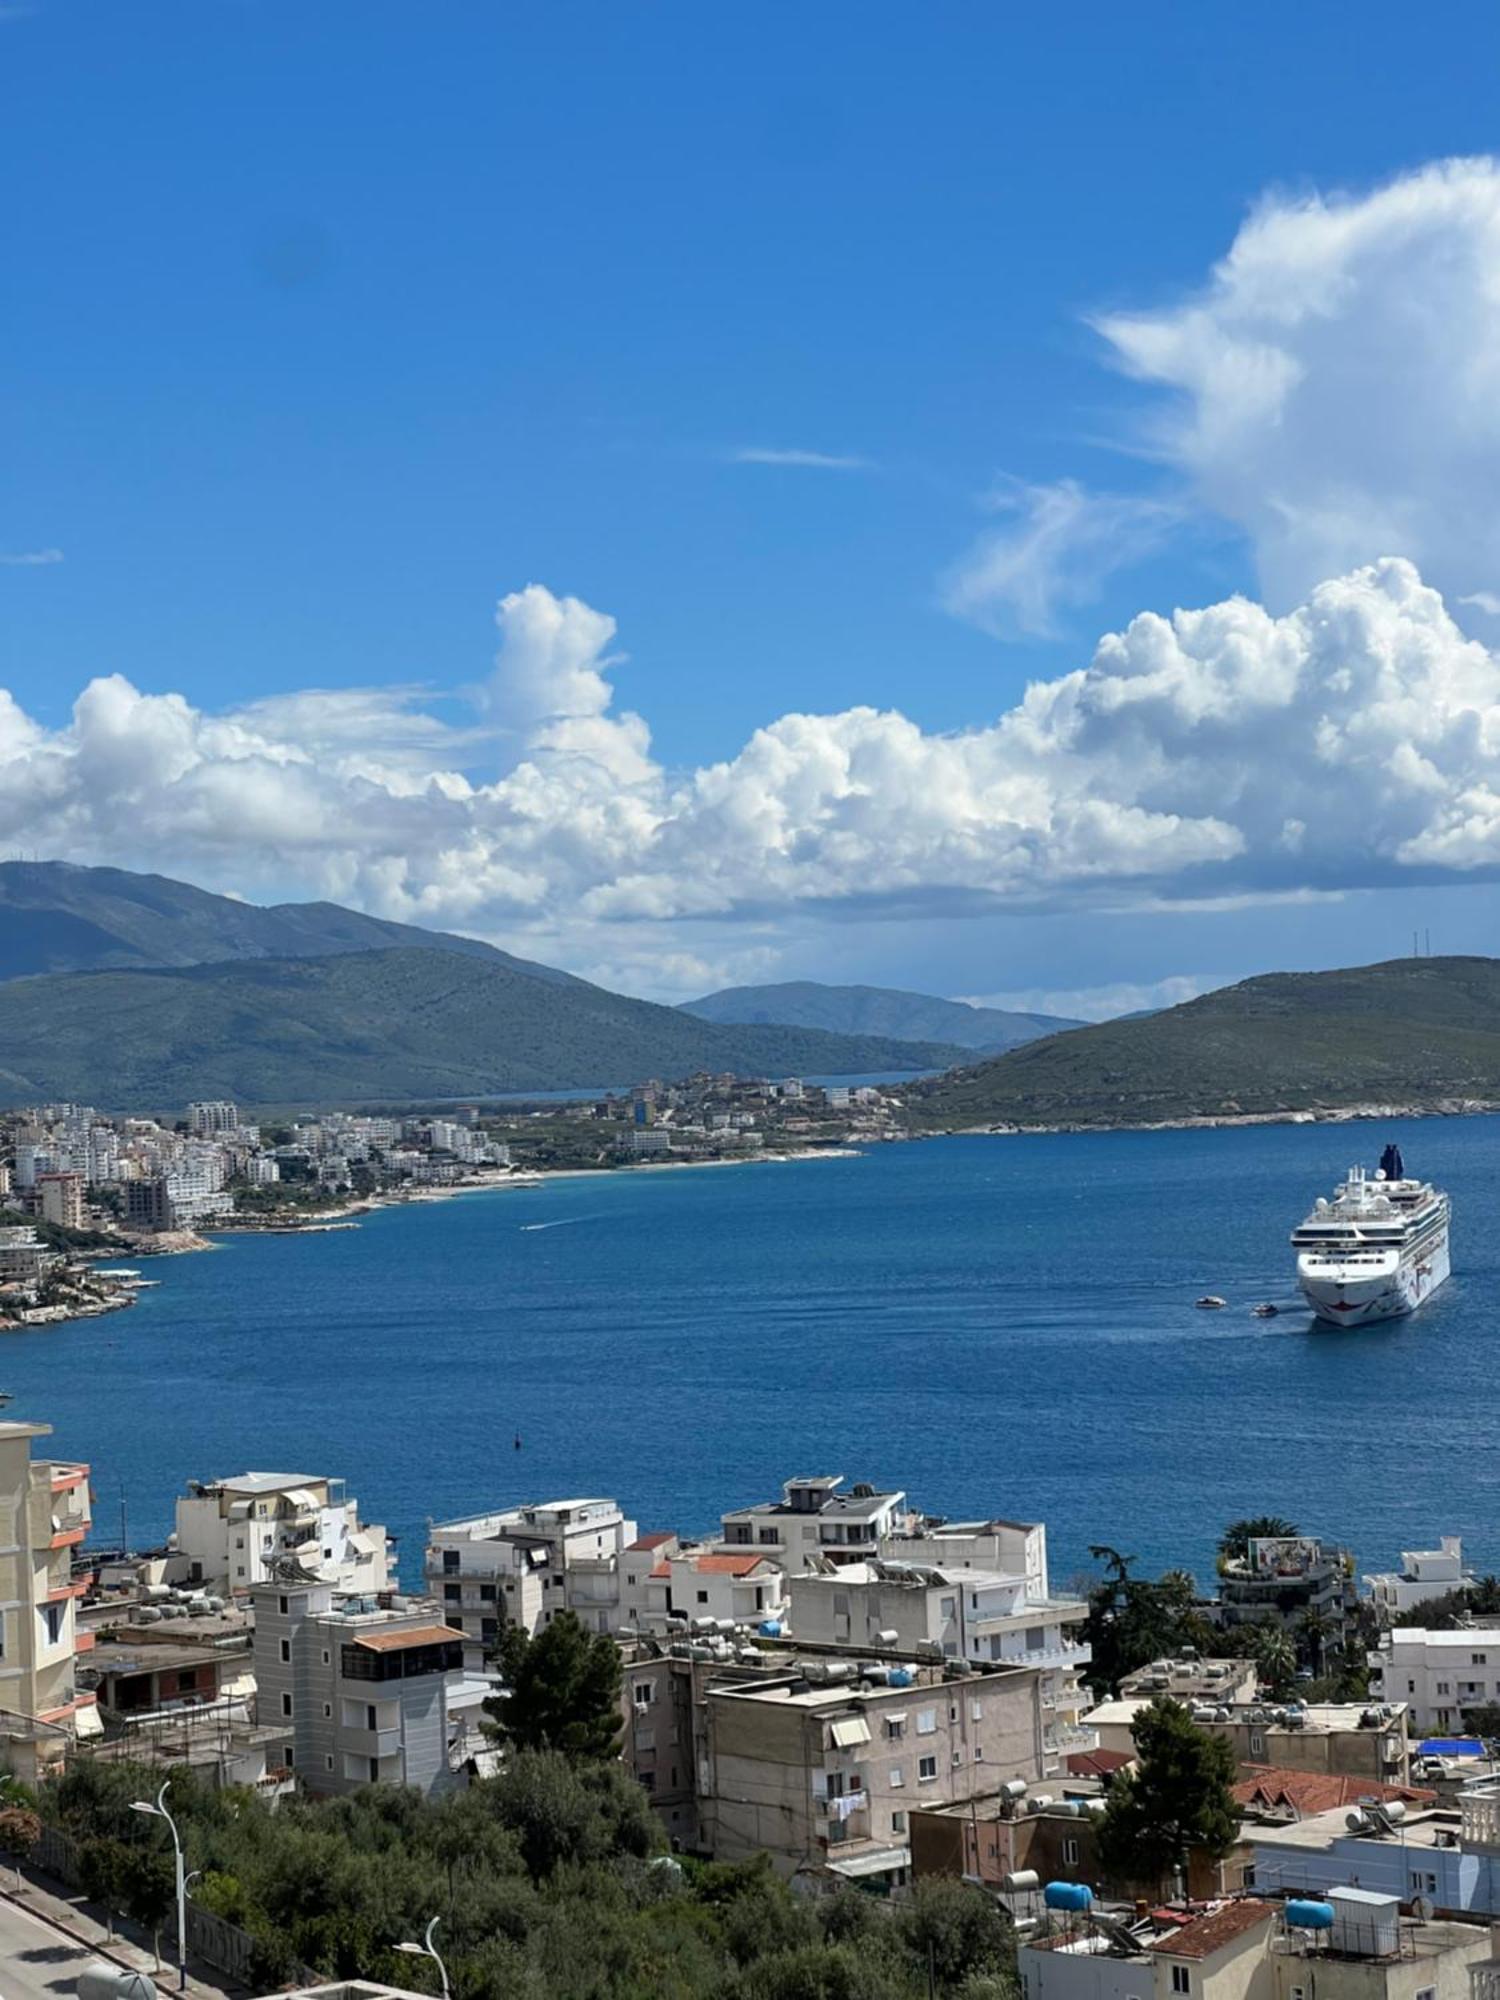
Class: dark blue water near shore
10,1119,1499,1592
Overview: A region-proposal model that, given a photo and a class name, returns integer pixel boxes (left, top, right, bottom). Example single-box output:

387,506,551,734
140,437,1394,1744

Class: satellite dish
1413,1895,1434,1923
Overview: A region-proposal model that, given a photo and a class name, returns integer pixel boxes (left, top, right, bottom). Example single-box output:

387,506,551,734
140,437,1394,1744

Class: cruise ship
1291,1144,1451,1327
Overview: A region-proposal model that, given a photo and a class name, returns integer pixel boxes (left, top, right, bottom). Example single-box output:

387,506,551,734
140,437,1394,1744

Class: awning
74,1704,105,1740
830,1716,871,1748
825,1845,910,1880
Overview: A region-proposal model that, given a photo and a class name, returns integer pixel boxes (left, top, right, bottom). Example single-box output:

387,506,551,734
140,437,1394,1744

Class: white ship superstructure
1291,1144,1450,1327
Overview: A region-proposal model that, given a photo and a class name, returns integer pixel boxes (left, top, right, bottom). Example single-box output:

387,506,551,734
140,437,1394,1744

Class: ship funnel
1379,1142,1404,1181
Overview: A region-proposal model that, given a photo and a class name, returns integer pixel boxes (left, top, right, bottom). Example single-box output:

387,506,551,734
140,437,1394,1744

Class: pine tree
1097,1696,1239,1892
483,1610,623,1761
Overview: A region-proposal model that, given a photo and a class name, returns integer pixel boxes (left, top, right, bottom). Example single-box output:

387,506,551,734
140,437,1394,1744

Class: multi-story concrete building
1086,1695,1412,1786
1120,1655,1261,1705
697,1657,1044,1886
173,1472,390,1598
1215,1536,1357,1643
787,1555,1094,1774
1370,1629,1500,1735
1364,1540,1475,1625
0,1226,53,1287
187,1101,241,1137
720,1474,911,1571
251,1574,466,1797
1247,1790,1500,1916
0,1422,97,1779
425,1497,637,1664
36,1171,85,1231
661,1551,787,1630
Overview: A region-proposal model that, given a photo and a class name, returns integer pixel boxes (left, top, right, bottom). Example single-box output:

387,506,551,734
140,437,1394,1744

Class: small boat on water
1195,1294,1227,1310
1252,1303,1280,1318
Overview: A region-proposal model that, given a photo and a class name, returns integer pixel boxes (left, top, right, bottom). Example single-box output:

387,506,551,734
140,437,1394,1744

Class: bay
9,1117,1498,1593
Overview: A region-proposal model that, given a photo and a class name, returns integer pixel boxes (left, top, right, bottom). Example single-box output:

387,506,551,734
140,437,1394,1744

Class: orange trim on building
73,1630,95,1653
45,1581,88,1603
50,1528,87,1550
50,1467,90,1493
37,1691,97,1723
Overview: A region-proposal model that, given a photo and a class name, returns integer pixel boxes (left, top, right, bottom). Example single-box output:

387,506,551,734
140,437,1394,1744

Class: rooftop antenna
1425,929,1431,957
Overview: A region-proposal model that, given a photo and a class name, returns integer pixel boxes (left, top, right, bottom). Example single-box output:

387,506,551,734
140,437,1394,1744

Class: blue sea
12,1118,1499,1593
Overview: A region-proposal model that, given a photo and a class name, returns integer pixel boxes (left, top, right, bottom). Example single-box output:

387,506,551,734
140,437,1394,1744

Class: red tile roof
1233,1767,1435,1817
627,1532,676,1552
1148,1902,1275,1960
682,1553,771,1576
1066,1748,1134,1777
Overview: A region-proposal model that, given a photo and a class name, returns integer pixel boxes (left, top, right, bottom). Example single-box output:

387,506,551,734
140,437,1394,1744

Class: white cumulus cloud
1096,156,1500,609
6,562,1500,975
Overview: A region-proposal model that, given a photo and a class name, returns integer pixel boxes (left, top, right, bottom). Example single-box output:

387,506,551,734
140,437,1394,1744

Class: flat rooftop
1086,1697,1406,1735
206,1472,323,1495
1250,1806,1461,1852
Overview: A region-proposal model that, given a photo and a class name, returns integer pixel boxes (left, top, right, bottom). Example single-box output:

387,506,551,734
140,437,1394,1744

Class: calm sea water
12,1119,1499,1592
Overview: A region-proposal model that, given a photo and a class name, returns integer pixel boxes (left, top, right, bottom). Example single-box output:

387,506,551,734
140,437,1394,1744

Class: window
322,1648,330,1665
885,1717,905,1740
1409,1871,1438,1895
890,1766,905,1788
974,1746,985,1761
1436,1681,1451,1695
758,1528,779,1545
1062,1837,1080,1866
970,1699,983,1721
370,1756,379,1781
941,1596,956,1620
1249,1731,1265,1756
1414,1988,1436,2000
1408,1679,1417,1693
916,1709,937,1735
1171,1969,1191,1995
325,1755,334,1771
695,1589,709,1604
635,1729,655,1752
443,1583,461,1602
283,1744,295,1767
279,1639,290,1663
1474,1654,1489,1666
279,1595,288,1614
1290,1987,1305,2000
442,1549,460,1573
552,1574,564,1588
480,1584,496,1602
892,1810,907,1834
322,1703,332,1719
634,1683,654,1710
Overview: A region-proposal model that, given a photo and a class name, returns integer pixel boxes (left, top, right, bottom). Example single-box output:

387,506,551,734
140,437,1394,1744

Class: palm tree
1298,1609,1333,1677
1251,1623,1298,1699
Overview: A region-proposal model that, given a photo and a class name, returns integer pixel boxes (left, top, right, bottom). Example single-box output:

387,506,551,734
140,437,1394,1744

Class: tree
0,1804,40,1888
1096,1696,1239,1893
894,1877,1016,1993
1082,1548,1216,1696
1250,1624,1298,1699
1218,1517,1298,1566
484,1611,623,1761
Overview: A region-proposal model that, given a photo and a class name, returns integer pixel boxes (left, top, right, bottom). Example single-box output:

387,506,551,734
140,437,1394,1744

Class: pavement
0,1872,238,2000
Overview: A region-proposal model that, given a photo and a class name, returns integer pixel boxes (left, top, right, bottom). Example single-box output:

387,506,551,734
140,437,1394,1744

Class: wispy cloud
0,548,63,567
1460,591,1500,615
730,447,873,471
958,975,1230,1023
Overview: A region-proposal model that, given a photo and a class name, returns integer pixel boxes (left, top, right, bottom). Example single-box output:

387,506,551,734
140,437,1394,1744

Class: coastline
916,1097,1500,1139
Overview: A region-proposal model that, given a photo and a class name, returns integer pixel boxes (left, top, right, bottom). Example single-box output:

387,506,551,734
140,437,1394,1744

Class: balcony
342,1724,404,1758
1462,1792,1500,1849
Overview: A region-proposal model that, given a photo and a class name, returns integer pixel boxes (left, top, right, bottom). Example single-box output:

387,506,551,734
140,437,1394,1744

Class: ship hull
1298,1232,1450,1327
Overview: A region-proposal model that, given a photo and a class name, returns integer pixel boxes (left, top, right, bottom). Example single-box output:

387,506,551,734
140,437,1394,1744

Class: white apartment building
251,1576,468,1797
188,1101,241,1137
425,1497,637,1666
661,1551,787,1630
1365,1539,1475,1624
1371,1628,1500,1734
0,1422,99,1780
173,1473,391,1598
720,1474,912,1571
786,1558,1093,1773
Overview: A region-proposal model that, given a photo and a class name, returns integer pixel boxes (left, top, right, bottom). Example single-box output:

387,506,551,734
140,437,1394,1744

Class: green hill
905,956,1500,1129
0,859,572,984
681,979,1080,1053
0,948,970,1112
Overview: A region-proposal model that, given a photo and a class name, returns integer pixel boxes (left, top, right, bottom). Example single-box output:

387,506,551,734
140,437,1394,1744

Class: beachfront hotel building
172,1472,391,1599
1369,1626,1500,1736
1363,1537,1475,1624
0,1420,98,1779
719,1474,912,1570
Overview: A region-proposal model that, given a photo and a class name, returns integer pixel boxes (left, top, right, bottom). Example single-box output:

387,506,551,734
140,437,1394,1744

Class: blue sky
7,4,1500,1011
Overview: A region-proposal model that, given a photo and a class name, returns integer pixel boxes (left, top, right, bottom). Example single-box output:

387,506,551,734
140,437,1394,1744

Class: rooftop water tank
758,1620,783,1639
1044,1882,1094,1912
1003,1869,1040,1893
887,1666,915,1688
1285,1900,1335,1931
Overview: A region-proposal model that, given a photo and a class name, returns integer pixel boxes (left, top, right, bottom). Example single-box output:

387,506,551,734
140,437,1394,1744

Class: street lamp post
129,1779,186,1992
395,1915,451,2000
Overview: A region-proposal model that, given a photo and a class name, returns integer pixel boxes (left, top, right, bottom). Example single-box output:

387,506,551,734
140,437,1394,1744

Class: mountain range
0,863,970,1110
680,980,1080,1053
906,956,1500,1129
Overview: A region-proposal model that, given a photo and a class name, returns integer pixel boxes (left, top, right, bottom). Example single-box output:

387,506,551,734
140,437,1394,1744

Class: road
0,1891,121,2000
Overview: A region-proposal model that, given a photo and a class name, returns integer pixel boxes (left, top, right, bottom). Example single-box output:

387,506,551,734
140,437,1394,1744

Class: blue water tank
1044,1882,1094,1912
887,1666,915,1688
1285,1901,1335,1931
757,1620,783,1638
